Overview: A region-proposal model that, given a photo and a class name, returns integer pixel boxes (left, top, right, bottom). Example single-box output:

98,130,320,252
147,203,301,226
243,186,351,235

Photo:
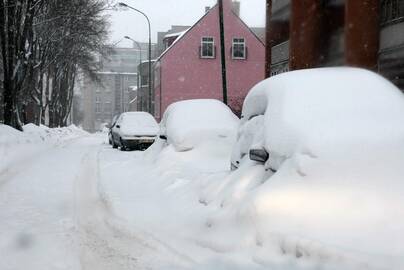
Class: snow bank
160,99,239,151
22,123,88,143
0,123,88,174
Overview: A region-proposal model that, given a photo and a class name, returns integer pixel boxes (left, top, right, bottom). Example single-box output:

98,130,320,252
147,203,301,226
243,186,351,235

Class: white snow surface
1,67,404,270
0,124,87,175
160,99,239,151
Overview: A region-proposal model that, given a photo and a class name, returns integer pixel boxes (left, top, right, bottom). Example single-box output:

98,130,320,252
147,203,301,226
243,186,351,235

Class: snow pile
22,124,88,143
160,99,239,151
0,123,88,174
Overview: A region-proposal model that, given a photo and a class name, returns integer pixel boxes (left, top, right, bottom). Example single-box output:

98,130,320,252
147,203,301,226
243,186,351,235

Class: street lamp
118,2,153,114
124,36,143,68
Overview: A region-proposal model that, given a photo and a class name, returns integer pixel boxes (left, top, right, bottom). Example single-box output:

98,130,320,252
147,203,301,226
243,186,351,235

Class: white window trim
201,36,215,59
232,37,246,60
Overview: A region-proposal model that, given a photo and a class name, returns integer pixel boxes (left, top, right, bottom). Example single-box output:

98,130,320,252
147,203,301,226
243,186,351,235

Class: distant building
82,47,139,132
137,60,156,113
157,25,191,56
268,0,404,91
154,0,265,119
82,71,137,132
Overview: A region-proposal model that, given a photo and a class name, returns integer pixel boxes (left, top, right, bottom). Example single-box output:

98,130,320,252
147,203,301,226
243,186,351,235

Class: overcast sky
108,0,266,47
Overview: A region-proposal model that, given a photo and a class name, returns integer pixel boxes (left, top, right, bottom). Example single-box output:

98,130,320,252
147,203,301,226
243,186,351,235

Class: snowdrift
0,123,88,174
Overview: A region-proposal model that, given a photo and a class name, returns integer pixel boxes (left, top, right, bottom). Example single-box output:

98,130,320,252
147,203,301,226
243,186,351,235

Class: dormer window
201,37,215,58
232,38,246,59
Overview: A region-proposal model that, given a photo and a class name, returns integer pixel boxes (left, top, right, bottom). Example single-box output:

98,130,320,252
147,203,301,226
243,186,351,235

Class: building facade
137,60,156,113
154,0,265,120
82,47,139,132
267,0,404,91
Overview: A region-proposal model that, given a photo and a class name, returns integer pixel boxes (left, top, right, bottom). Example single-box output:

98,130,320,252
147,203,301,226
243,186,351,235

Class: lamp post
118,2,153,114
124,36,143,111
124,36,143,68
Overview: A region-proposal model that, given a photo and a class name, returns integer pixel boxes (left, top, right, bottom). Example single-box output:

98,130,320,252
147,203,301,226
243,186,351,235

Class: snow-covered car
157,99,239,152
225,67,404,266
144,99,239,176
108,115,119,145
111,112,159,151
231,67,404,171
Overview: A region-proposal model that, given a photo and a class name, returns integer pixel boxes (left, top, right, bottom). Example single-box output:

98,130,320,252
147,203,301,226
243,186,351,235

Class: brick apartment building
267,0,404,91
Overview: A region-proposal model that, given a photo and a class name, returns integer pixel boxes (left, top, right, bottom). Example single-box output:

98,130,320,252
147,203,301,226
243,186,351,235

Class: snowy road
2,131,403,270
0,135,194,270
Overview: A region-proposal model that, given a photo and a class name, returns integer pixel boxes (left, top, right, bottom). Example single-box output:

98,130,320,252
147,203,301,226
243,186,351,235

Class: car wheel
120,139,126,151
112,139,118,149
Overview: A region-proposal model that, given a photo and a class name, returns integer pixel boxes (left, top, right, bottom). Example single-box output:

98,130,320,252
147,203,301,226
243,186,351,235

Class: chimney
205,6,210,13
232,1,240,17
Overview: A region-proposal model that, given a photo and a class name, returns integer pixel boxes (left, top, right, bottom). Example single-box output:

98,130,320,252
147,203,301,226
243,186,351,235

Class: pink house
154,0,265,119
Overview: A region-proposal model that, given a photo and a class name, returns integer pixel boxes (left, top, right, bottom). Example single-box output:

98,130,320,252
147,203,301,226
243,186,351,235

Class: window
201,37,215,58
95,96,101,113
232,38,246,59
104,102,112,113
381,0,404,25
95,103,101,113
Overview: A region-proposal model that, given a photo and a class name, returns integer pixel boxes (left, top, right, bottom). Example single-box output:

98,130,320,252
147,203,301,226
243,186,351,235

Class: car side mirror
116,125,120,129
249,148,269,163
159,135,167,140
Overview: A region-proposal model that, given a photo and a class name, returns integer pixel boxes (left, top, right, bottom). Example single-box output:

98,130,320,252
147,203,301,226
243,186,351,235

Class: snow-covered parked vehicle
157,99,239,152
224,68,404,267
111,112,159,151
231,67,404,171
145,99,239,177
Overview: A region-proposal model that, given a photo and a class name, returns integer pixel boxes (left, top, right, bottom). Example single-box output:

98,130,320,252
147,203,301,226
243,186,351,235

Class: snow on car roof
160,99,239,151
242,67,404,157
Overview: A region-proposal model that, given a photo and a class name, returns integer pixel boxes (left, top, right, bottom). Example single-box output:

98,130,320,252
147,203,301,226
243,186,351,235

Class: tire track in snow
74,147,142,270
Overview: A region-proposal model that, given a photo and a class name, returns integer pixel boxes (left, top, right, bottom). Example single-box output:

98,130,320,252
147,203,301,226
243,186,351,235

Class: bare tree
0,0,110,129
0,0,44,130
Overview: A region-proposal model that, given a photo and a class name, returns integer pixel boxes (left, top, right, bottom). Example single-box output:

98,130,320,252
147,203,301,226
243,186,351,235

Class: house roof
164,30,189,39
156,2,265,62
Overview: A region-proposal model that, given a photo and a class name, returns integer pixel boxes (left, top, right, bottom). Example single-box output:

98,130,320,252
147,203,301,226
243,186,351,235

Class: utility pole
265,0,272,78
218,0,228,105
